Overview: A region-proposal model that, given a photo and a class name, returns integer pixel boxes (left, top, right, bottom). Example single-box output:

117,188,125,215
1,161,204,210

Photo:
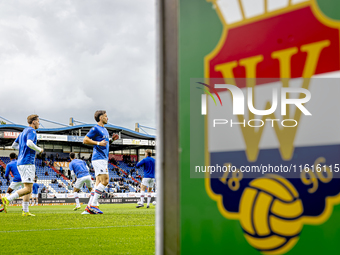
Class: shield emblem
203,0,340,253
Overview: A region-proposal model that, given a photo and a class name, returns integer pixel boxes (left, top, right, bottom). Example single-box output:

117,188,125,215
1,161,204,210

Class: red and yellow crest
204,0,340,254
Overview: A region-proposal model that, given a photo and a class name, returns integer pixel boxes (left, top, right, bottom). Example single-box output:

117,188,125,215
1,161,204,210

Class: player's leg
85,176,94,207
146,178,155,208
73,188,81,210
82,176,95,214
5,187,13,197
90,174,108,213
89,160,109,213
6,181,22,199
147,186,152,208
153,182,157,205
86,188,95,211
83,187,95,215
6,182,17,204
83,176,96,214
31,194,37,206
3,165,35,214
2,182,26,212
31,193,35,206
22,191,32,215
91,178,100,207
136,183,147,208
73,178,83,210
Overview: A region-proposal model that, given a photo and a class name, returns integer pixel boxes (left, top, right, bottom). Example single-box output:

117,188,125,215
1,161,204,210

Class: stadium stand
0,154,150,195
0,121,155,195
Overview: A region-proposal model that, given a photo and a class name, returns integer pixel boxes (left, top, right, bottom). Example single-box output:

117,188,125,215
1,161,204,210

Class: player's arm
136,159,145,168
109,133,119,144
4,165,10,179
69,163,76,181
83,127,107,146
27,140,43,153
11,136,19,150
27,129,43,153
83,136,107,146
71,171,76,181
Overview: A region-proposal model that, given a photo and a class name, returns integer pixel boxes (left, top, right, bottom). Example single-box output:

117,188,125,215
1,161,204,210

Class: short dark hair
69,152,76,159
9,153,17,160
34,179,37,183
94,110,106,122
27,114,39,124
145,149,152,157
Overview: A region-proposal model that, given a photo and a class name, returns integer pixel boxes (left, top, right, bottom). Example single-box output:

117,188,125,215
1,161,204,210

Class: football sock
147,193,151,206
31,201,35,206
93,199,99,207
7,192,19,202
140,191,145,204
74,192,80,207
92,183,105,206
88,190,95,207
22,202,29,213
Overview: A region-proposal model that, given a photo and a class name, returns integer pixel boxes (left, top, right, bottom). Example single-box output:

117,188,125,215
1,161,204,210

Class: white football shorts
9,181,23,191
74,175,93,190
17,165,35,184
92,160,109,177
32,194,38,198
142,178,155,187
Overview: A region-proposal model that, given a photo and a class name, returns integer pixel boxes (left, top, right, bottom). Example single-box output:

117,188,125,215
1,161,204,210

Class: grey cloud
0,0,156,133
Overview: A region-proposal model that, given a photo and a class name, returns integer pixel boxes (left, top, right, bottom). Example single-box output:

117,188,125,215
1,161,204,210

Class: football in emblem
239,174,303,253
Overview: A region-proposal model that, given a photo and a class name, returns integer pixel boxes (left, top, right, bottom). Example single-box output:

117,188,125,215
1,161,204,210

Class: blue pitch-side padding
209,144,340,217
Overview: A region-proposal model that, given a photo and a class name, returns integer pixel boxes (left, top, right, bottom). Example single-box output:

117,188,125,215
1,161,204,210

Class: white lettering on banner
54,162,70,168
123,139,133,145
140,140,149,145
123,139,155,146
149,140,156,146
37,133,68,141
56,194,67,198
67,136,84,142
4,132,20,138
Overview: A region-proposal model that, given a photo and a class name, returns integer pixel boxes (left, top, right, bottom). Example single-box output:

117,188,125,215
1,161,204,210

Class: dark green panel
316,0,340,20
179,0,340,254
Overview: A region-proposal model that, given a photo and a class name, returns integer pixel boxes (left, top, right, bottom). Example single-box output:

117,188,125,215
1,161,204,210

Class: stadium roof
0,123,155,151
0,124,155,139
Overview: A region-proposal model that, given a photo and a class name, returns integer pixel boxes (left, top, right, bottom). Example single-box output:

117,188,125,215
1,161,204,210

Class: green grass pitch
0,204,155,255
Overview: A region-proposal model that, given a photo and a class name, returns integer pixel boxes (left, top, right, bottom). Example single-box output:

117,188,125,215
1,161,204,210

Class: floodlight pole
0,116,16,124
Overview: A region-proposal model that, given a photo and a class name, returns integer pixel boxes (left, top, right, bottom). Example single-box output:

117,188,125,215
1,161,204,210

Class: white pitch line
0,224,155,233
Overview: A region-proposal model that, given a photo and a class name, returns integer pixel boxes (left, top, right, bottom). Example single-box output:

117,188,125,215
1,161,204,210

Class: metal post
156,1,179,255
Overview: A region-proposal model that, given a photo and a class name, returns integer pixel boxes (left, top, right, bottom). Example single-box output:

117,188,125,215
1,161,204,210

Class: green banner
179,0,340,254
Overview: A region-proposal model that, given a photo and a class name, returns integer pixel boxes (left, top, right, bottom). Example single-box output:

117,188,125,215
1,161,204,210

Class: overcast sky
0,0,156,135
